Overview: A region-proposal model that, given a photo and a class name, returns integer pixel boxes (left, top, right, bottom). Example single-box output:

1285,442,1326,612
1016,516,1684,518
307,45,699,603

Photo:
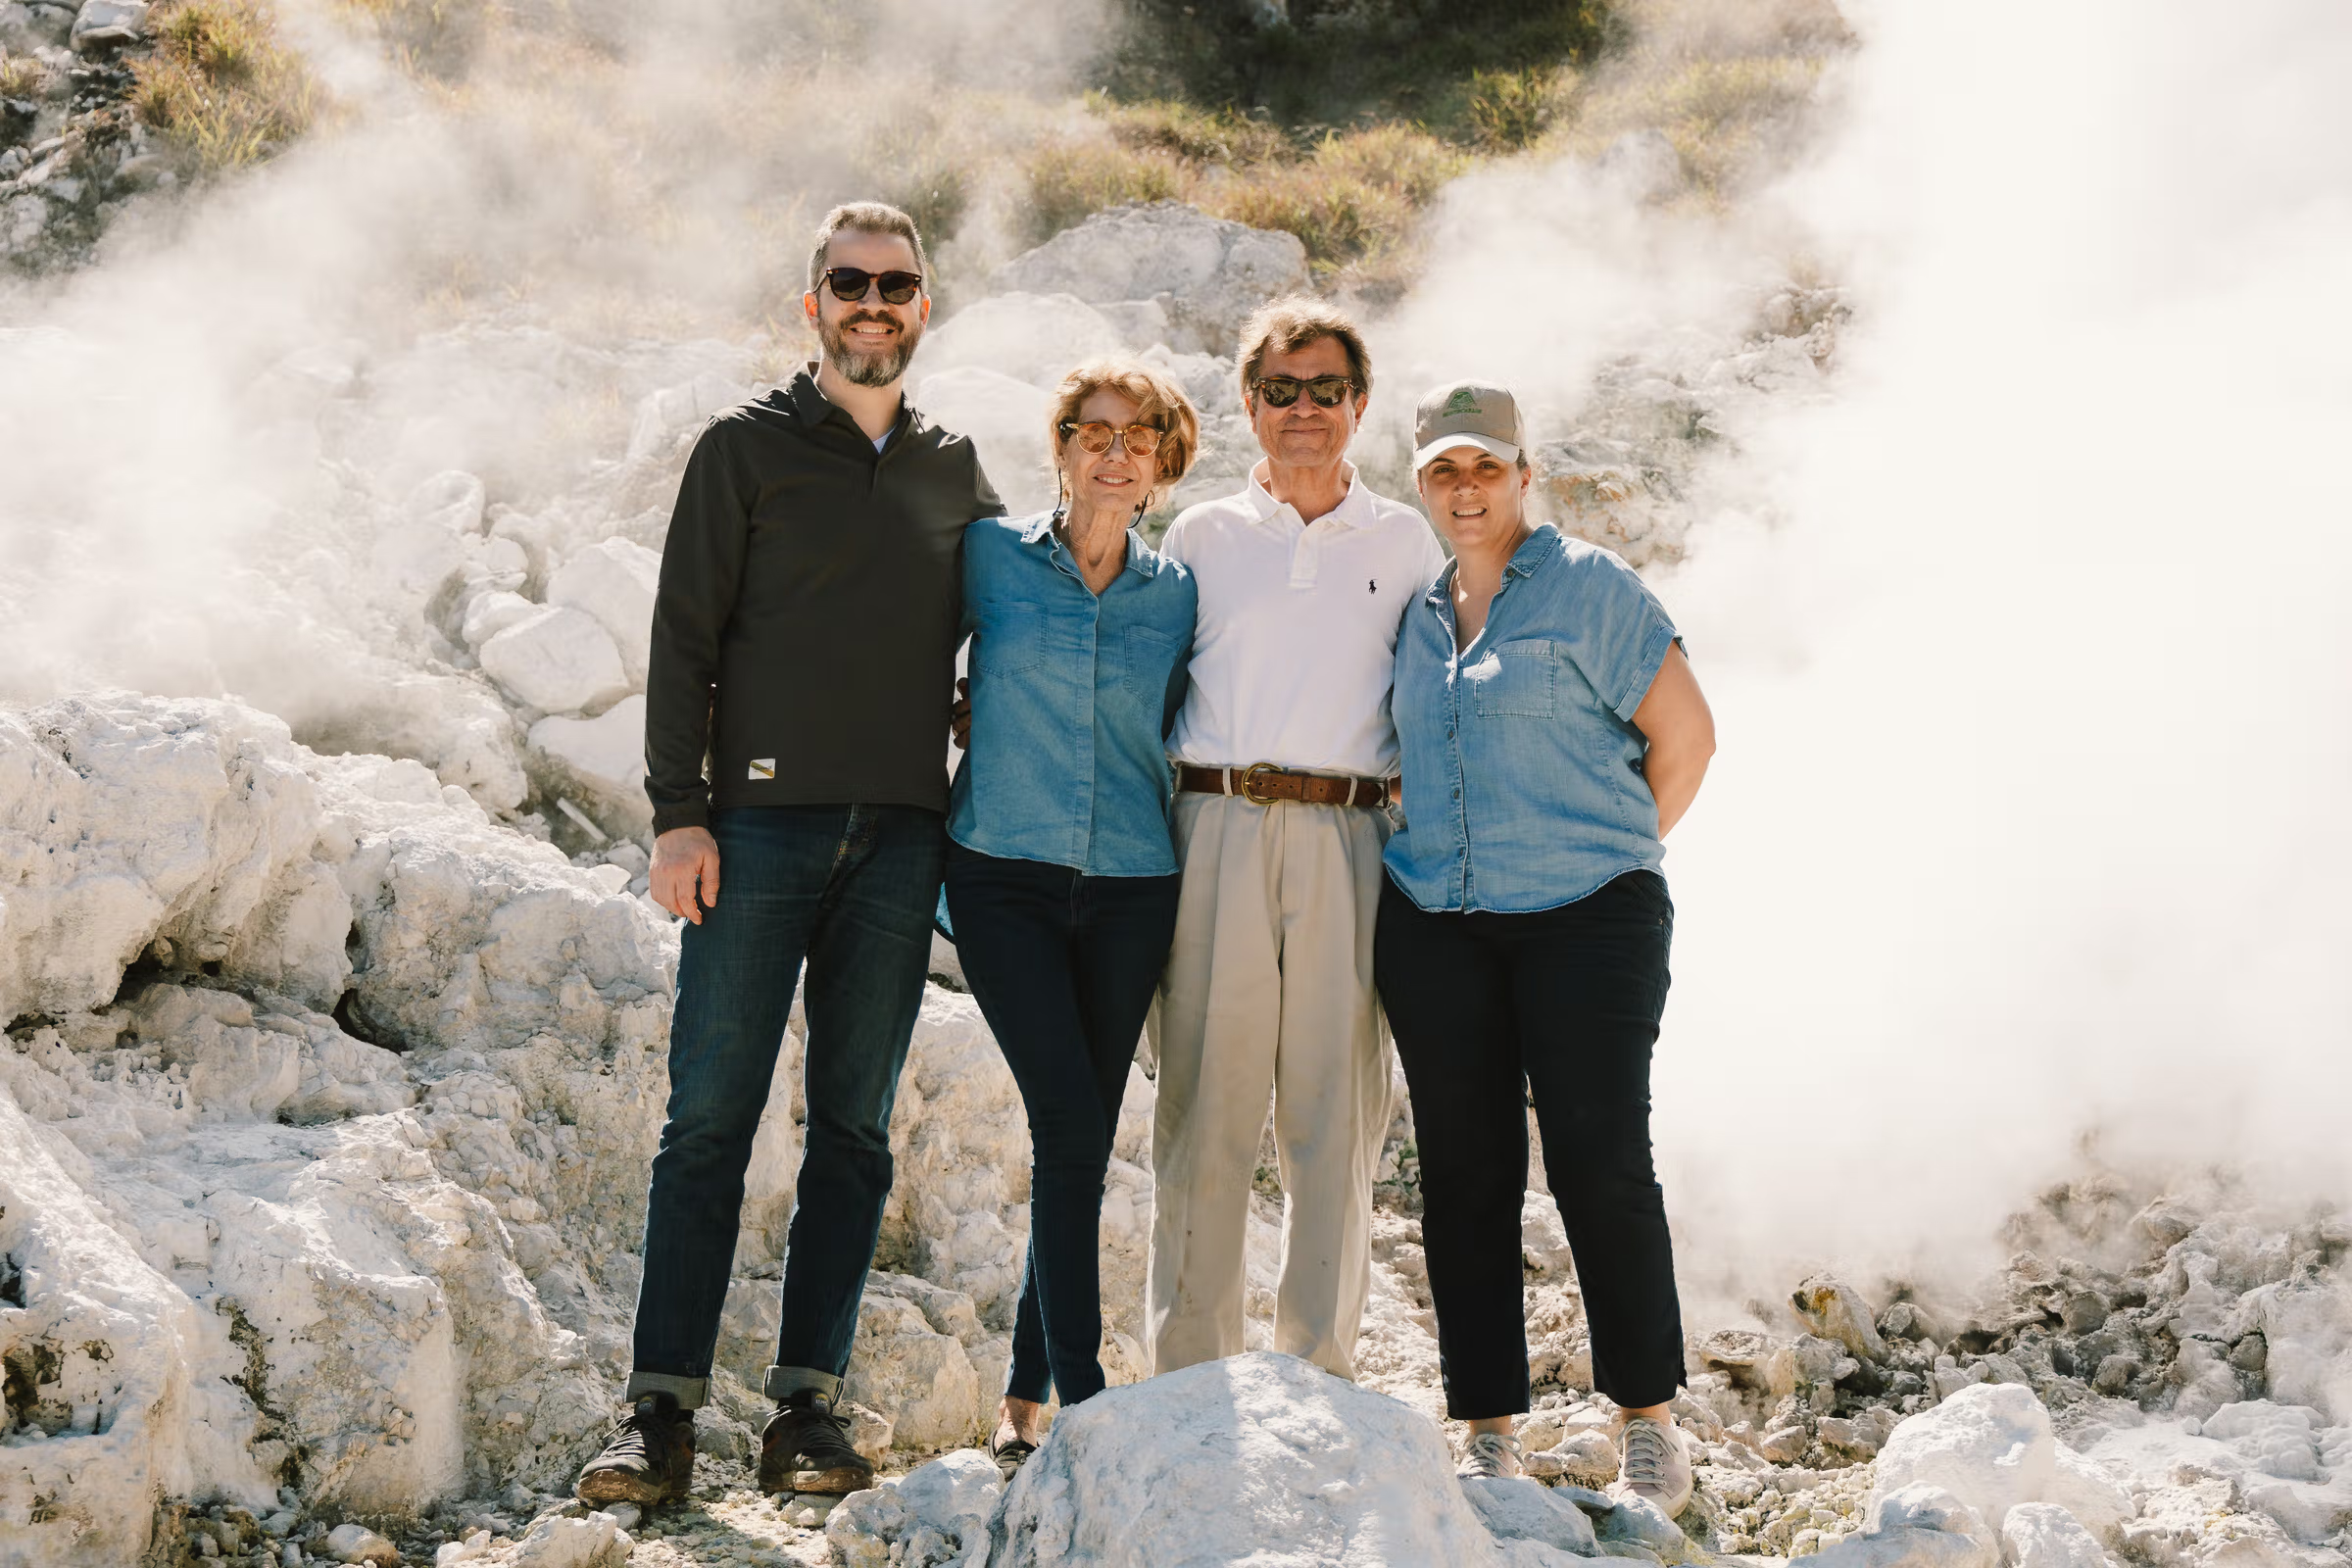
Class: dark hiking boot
576,1393,696,1507
758,1390,873,1495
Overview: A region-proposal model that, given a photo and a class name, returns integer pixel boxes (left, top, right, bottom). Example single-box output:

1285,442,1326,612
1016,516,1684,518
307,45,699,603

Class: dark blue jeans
1375,869,1686,1418
627,805,945,1410
943,844,1181,1408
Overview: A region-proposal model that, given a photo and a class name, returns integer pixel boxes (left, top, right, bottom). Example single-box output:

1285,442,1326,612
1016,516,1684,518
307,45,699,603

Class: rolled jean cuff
624,1370,710,1410
763,1365,844,1403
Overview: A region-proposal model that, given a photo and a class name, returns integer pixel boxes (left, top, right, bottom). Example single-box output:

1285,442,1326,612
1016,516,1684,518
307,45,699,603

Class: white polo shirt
1161,461,1448,778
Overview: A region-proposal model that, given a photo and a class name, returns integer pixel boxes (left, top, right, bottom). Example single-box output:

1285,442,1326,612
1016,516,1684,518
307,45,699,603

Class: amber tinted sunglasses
1059,420,1164,457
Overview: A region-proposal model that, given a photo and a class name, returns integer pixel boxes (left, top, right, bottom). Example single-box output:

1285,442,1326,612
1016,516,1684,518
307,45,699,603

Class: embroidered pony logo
1368,579,1377,593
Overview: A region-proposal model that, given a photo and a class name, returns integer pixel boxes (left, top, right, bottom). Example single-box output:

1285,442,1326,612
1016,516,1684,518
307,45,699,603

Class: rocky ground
6,689,2349,1567
0,0,181,270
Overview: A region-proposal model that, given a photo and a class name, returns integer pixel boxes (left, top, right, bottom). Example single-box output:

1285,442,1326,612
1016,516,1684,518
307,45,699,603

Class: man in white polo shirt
1148,297,1446,1380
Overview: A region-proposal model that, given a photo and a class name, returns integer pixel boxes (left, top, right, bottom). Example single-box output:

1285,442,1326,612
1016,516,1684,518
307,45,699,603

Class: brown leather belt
1178,762,1396,808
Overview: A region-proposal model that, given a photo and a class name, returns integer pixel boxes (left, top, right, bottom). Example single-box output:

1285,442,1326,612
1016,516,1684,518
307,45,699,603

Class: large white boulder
625,369,750,464
476,606,630,715
1460,1476,1599,1556
528,694,647,828
923,292,1130,391
1999,1502,2109,1568
0,695,678,1564
991,202,1309,357
0,697,340,1019
545,539,661,685
986,1350,1548,1566
1870,1382,2058,1532
914,367,1055,517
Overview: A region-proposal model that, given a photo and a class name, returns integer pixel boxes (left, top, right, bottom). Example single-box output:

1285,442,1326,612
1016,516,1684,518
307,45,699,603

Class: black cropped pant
1374,869,1687,1418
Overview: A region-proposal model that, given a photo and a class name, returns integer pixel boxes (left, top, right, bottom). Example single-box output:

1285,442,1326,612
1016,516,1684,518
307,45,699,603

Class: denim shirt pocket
1122,624,1178,700
1470,638,1558,718
973,605,1048,675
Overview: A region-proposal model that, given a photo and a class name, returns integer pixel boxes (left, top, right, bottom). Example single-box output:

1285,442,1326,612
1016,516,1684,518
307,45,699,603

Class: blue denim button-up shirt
949,512,1197,876
1384,524,1681,913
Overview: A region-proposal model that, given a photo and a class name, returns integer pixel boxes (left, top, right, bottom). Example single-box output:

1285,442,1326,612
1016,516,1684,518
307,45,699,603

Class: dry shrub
1552,51,1825,203
131,0,319,172
1464,66,1558,152
335,0,490,82
1023,137,1186,245
1096,94,1290,168
1,51,51,101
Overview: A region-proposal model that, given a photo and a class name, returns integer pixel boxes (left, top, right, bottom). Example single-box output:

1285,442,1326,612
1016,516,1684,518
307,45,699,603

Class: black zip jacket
643,368,1004,833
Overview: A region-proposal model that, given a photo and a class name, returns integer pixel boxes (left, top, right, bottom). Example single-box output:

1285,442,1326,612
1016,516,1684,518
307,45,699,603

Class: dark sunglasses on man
819,267,924,306
1250,374,1358,409
1059,420,1164,457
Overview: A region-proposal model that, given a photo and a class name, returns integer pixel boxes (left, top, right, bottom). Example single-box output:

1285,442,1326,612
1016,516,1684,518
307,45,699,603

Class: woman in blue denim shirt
943,360,1200,1475
1377,382,1717,1503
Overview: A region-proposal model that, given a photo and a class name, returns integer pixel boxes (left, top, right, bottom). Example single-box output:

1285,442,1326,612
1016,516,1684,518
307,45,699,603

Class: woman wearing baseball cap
1377,380,1717,1509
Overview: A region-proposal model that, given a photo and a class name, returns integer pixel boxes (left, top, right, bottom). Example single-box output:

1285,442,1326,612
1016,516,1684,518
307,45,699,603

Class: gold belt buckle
1238,762,1285,806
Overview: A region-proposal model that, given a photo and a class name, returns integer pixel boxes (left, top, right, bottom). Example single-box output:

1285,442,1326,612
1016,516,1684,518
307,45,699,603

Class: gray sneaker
1457,1431,1524,1480
1614,1416,1692,1516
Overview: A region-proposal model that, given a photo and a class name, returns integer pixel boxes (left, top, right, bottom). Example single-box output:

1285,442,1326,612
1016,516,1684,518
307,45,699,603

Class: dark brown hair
806,202,930,292
1235,295,1372,403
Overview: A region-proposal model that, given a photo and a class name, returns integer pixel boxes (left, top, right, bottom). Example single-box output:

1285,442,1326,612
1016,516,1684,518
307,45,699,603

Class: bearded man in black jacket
575,202,1004,1507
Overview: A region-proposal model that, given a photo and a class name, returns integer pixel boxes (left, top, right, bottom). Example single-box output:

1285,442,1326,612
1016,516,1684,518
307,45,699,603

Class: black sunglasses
1251,374,1358,409
819,267,923,306
1060,420,1164,457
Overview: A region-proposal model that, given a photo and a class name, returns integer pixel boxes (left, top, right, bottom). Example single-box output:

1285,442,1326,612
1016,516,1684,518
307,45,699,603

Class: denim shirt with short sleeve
948,512,1197,877
1383,524,1682,913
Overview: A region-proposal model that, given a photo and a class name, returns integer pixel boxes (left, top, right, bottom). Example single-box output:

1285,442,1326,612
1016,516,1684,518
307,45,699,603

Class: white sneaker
1614,1416,1692,1516
1458,1431,1524,1480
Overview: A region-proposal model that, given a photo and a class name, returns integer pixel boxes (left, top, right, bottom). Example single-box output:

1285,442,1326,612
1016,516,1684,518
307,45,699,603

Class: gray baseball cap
1413,379,1523,470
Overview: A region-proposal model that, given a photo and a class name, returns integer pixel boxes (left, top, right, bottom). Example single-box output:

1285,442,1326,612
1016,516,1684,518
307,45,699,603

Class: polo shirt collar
1245,461,1372,529
789,363,917,443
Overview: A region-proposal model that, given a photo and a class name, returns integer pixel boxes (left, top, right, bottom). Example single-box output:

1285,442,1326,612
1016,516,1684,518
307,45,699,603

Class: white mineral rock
324,1522,400,1564
462,590,538,651
913,366,1055,515
986,1350,1546,1566
1460,1476,1599,1555
1999,1502,2108,1568
476,606,630,715
528,695,647,827
922,292,1128,390
991,202,1310,357
1870,1382,2057,1531
545,539,661,685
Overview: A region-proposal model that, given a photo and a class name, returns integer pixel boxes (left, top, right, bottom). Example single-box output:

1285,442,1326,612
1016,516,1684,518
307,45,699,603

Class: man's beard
820,310,921,388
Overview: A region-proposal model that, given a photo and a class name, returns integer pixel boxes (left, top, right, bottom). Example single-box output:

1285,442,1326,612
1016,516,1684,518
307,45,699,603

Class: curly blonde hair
1047,359,1202,514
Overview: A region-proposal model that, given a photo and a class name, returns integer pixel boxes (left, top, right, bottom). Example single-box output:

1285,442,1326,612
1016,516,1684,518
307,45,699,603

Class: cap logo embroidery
1441,387,1483,417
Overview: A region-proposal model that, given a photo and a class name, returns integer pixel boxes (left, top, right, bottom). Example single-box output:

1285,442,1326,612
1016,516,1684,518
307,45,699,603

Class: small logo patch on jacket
748,759,775,780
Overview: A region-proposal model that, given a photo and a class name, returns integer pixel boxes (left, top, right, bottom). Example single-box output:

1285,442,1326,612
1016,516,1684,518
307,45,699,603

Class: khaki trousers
1146,791,1394,1380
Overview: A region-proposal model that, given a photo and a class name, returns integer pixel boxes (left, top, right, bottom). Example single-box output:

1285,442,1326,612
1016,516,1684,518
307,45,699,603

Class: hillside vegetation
5,0,1846,308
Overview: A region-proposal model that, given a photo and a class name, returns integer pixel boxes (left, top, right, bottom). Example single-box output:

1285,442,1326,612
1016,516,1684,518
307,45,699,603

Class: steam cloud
1377,0,2352,1299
